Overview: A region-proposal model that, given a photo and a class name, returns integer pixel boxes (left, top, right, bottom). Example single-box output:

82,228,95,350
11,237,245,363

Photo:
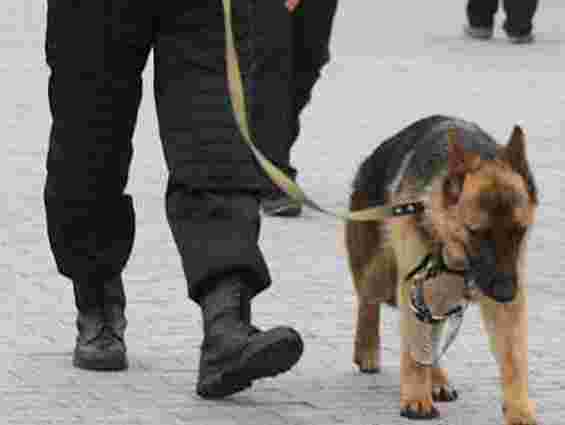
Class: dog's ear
501,125,528,173
500,125,538,203
444,127,479,205
447,127,467,178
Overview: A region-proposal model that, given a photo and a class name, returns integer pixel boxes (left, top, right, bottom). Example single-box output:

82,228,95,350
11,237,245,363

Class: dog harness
404,253,476,366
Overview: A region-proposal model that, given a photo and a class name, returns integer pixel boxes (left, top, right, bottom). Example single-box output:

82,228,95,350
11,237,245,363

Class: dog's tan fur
345,125,538,424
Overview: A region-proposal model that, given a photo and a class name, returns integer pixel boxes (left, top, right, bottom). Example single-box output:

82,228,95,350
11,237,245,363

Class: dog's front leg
479,289,537,425
399,305,438,419
391,219,439,419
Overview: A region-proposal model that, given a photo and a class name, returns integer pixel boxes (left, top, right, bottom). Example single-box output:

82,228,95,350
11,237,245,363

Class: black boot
261,174,302,217
196,278,303,398
101,275,128,369
72,275,128,371
261,189,303,217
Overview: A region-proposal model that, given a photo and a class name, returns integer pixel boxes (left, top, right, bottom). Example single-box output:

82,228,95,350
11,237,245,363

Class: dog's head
431,126,538,303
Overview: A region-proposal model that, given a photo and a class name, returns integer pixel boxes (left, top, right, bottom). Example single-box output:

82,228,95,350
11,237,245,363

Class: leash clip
391,202,425,217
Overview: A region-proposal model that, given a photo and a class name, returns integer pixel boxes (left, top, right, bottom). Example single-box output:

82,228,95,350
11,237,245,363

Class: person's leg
291,0,338,127
251,0,302,216
465,0,499,39
252,0,338,216
165,187,271,302
502,0,539,42
44,0,153,370
251,0,296,180
153,0,303,398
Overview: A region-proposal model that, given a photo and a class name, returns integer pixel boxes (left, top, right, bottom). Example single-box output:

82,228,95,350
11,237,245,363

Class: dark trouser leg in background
252,0,338,216
251,1,296,179
154,1,303,398
44,0,153,370
291,0,338,128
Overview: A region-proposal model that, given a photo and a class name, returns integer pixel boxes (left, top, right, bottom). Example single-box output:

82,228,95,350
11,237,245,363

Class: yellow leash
222,0,419,221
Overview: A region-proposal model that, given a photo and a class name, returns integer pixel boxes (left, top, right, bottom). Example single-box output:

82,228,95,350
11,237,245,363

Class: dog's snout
490,273,517,303
473,271,518,303
466,257,518,303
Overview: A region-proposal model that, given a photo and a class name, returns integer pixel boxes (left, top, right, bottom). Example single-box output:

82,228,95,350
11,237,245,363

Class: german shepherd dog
345,115,538,424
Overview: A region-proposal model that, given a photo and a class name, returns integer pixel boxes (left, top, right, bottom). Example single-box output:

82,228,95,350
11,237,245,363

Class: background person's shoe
196,278,303,398
464,25,494,40
507,32,534,44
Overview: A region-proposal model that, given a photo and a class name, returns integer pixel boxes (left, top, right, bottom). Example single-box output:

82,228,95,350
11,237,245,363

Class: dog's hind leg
353,297,381,373
352,249,396,373
479,289,537,425
347,191,396,374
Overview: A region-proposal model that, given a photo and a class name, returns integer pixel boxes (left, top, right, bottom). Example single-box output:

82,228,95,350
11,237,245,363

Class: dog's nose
465,263,518,303
466,241,518,303
489,273,517,303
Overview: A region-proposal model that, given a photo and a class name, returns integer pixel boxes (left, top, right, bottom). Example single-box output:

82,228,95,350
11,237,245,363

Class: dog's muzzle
465,239,518,304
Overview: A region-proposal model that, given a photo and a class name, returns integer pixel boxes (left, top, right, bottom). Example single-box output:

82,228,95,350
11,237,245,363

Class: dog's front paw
431,367,458,402
432,383,458,402
503,401,537,425
400,398,439,420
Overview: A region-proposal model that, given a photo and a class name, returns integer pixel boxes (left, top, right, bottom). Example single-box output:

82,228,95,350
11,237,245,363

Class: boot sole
261,199,303,217
263,206,302,217
463,25,494,40
73,351,129,371
197,328,303,398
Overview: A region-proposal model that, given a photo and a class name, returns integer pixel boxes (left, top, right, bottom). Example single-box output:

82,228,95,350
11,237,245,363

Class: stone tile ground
3,1,564,424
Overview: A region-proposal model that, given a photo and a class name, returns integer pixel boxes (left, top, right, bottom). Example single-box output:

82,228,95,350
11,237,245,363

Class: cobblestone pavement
3,1,565,424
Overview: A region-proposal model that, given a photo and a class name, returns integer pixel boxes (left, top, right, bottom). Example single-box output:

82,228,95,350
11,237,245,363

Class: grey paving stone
3,0,565,424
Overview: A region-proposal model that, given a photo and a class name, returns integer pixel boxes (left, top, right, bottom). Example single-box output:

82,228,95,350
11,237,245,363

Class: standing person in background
43,0,304,399
464,0,539,43
252,0,339,217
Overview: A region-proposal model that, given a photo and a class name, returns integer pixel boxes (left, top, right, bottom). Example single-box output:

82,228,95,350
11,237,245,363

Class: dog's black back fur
353,115,498,205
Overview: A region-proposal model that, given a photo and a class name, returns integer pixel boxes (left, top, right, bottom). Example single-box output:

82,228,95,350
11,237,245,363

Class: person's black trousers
250,0,338,179
467,0,539,36
44,0,271,301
